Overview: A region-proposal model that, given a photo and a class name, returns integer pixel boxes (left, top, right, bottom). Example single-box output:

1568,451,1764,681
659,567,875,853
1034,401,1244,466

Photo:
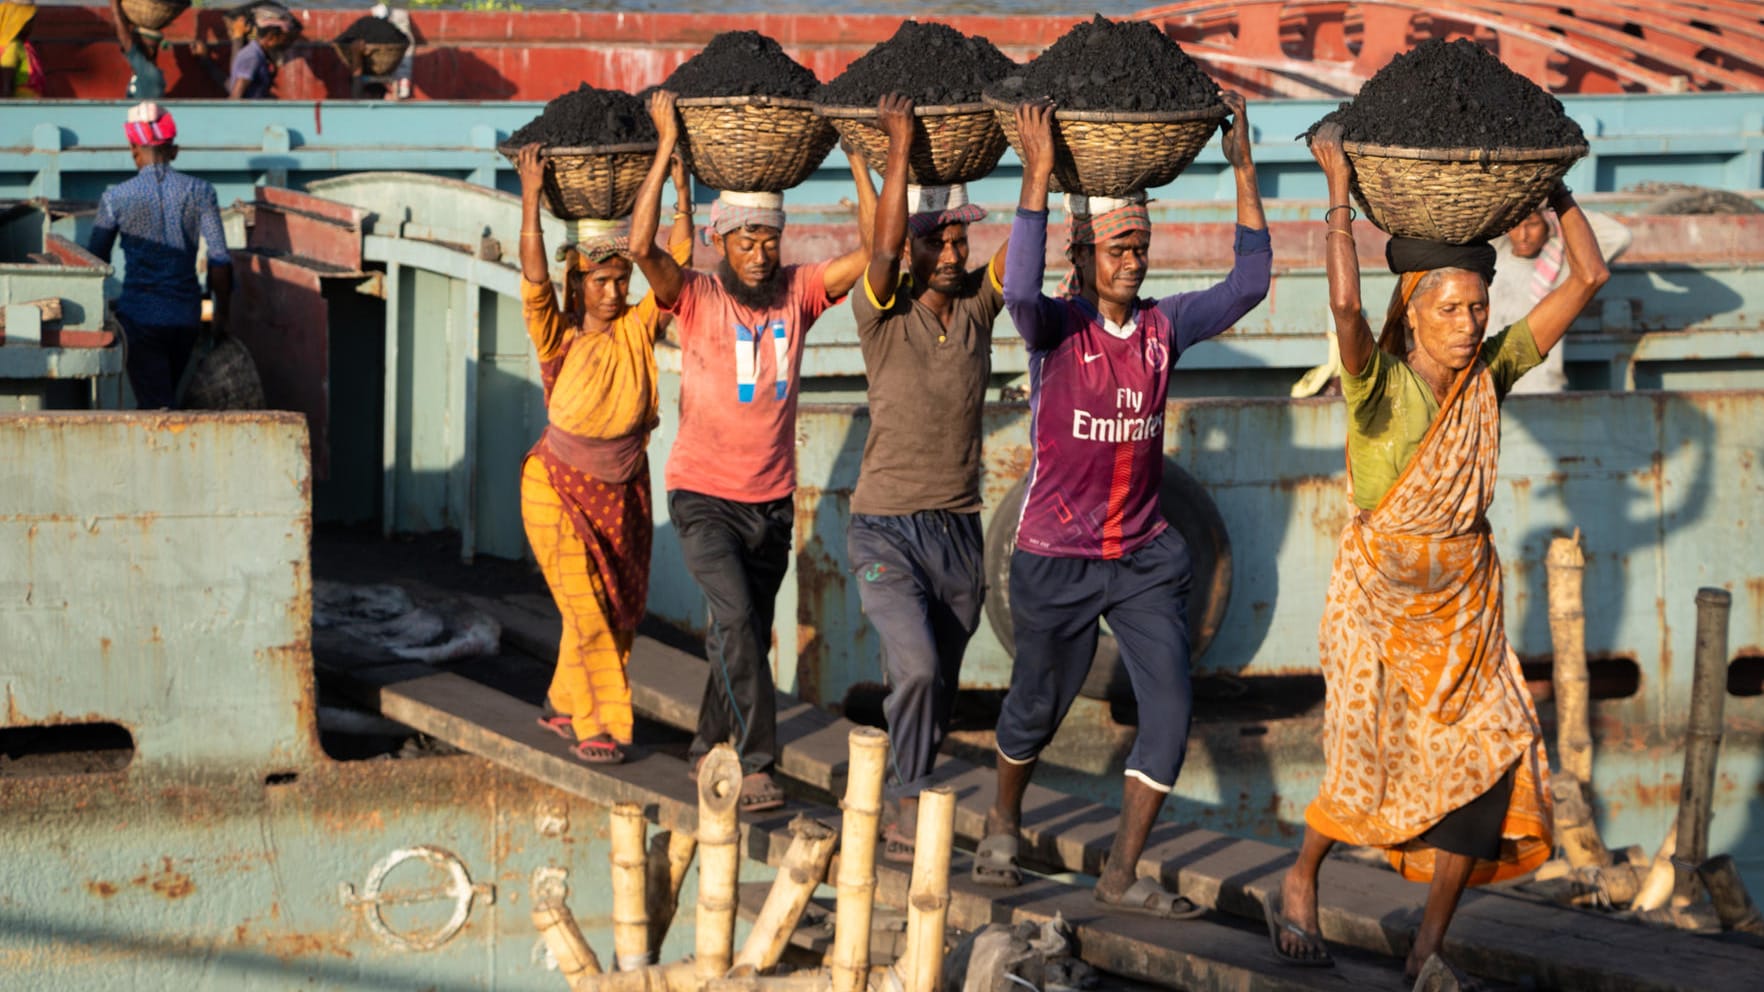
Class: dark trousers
669,489,793,775
998,528,1194,791
847,510,984,797
117,314,198,410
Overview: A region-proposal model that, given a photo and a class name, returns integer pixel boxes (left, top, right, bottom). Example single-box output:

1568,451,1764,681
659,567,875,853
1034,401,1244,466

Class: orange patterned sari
1305,358,1553,885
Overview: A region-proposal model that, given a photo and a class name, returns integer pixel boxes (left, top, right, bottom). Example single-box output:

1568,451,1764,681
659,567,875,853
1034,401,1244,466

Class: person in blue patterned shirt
89,103,233,409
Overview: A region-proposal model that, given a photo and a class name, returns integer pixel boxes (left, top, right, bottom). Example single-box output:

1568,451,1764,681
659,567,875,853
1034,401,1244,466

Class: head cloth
1059,191,1151,297
1377,236,1498,356
704,190,785,245
124,101,177,147
906,184,987,239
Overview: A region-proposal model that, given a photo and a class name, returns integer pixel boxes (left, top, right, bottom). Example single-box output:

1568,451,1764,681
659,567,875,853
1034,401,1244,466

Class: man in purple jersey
971,99,1270,922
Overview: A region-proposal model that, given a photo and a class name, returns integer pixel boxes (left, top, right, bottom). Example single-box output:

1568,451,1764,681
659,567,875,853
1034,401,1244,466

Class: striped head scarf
124,101,177,147
703,190,786,245
1059,191,1151,297
906,184,987,239
555,217,633,269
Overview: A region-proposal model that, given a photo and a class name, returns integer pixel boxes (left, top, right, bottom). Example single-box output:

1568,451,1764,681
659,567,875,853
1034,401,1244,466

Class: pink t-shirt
664,262,836,502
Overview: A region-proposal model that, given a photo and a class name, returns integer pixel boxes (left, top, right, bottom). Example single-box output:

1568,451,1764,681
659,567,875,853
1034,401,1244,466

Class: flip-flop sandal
537,703,574,742
1260,890,1334,968
1096,876,1207,920
971,834,1022,888
1411,954,1476,992
880,822,915,864
738,772,785,812
572,735,627,765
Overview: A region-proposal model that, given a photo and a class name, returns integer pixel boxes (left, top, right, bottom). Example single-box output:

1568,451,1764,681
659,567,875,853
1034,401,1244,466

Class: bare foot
1278,866,1322,959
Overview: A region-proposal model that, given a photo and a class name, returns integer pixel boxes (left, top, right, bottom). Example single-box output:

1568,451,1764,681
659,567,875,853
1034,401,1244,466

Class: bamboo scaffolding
830,728,889,992
645,830,698,954
576,961,698,992
1632,822,1680,912
697,744,745,983
732,816,839,974
532,896,604,990
1698,855,1764,936
611,802,653,970
1546,532,1595,787
899,787,955,992
704,967,894,992
1674,588,1732,902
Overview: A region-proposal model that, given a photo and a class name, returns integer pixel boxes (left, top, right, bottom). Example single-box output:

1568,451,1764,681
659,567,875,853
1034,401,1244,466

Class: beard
717,259,790,312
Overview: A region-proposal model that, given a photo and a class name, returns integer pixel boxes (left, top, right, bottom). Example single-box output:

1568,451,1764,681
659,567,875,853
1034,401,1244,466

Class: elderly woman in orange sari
515,143,693,764
1267,122,1610,981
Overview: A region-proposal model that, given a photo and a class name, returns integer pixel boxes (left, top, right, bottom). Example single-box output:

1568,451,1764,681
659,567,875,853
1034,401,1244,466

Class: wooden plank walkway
470,591,1764,992
320,660,1403,992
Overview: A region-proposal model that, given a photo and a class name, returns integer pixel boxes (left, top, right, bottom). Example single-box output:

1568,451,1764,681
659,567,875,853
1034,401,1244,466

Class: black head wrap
1384,236,1497,285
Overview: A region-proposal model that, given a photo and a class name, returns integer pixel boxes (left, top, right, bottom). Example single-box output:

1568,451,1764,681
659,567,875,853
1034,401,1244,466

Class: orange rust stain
85,881,117,898
162,423,188,434
138,857,195,900
264,933,354,960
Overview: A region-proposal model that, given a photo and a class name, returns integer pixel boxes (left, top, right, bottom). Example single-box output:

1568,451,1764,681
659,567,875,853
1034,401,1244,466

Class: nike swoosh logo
1082,353,1103,363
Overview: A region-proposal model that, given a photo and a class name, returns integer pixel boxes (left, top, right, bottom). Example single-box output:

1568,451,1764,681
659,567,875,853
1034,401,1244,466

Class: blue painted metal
3,95,1761,209
0,411,737,986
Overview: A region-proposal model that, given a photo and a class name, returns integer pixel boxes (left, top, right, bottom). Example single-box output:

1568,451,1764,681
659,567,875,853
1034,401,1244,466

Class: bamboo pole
830,728,890,992
1698,855,1764,935
532,897,603,990
697,743,745,983
1632,822,1679,912
703,965,894,992
732,815,839,974
1550,778,1613,869
575,961,698,992
645,830,698,954
1674,588,1731,902
1546,531,1594,786
611,802,653,970
900,787,955,992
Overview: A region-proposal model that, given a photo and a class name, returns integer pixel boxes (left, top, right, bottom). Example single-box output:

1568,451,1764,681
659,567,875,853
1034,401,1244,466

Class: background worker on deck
1488,204,1630,392
88,102,233,410
629,89,875,813
226,2,296,99
108,0,164,99
974,98,1269,919
847,94,1011,863
0,0,42,98
514,144,694,766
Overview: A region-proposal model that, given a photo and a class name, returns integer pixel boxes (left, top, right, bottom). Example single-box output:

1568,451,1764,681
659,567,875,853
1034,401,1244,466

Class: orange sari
1305,358,1553,885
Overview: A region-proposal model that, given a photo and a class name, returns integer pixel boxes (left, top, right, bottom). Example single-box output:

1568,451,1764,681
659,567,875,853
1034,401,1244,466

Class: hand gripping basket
121,0,190,31
814,102,1007,186
985,94,1227,198
675,95,838,193
1343,141,1588,244
498,142,658,221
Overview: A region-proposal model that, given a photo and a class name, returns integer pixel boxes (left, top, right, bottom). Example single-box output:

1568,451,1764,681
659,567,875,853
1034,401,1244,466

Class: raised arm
1520,184,1610,356
863,93,914,304
109,0,136,51
1310,122,1374,376
515,144,550,286
821,141,879,301
1003,102,1065,350
666,151,695,252
1220,93,1266,234
630,89,687,309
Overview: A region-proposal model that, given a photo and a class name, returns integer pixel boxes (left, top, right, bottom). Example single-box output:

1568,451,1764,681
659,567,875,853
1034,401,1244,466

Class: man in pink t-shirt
630,91,873,811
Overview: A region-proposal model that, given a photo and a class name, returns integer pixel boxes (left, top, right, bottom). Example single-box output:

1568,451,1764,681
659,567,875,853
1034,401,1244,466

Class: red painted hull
24,4,1763,103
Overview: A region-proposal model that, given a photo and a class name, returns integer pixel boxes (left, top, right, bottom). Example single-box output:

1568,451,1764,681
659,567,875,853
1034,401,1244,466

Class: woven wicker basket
815,103,1007,186
985,94,1227,198
498,142,658,221
120,0,189,31
1343,141,1588,244
676,96,838,193
358,40,410,76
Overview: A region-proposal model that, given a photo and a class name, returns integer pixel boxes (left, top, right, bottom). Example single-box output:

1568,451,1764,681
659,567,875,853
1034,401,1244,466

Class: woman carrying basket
514,143,694,765
1268,122,1609,980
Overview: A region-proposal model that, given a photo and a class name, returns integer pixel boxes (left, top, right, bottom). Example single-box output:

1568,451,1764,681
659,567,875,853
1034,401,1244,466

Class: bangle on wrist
1327,227,1355,240
1324,204,1356,223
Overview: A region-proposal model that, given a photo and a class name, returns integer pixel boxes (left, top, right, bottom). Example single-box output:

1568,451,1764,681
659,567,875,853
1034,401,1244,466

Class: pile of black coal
816,20,1016,107
1308,39,1585,148
509,85,657,148
986,15,1220,113
335,15,406,46
662,30,820,99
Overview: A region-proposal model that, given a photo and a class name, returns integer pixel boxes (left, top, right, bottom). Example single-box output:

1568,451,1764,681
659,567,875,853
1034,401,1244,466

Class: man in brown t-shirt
849,95,1009,862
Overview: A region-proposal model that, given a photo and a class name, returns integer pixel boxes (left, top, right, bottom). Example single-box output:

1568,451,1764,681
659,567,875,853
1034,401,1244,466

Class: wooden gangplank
473,592,1764,992
322,661,1399,992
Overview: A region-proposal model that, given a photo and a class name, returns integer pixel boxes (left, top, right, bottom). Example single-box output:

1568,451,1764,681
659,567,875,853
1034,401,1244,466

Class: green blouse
1342,319,1542,511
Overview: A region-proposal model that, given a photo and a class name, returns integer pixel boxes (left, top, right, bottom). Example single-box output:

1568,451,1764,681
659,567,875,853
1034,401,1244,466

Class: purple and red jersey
1004,208,1272,559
